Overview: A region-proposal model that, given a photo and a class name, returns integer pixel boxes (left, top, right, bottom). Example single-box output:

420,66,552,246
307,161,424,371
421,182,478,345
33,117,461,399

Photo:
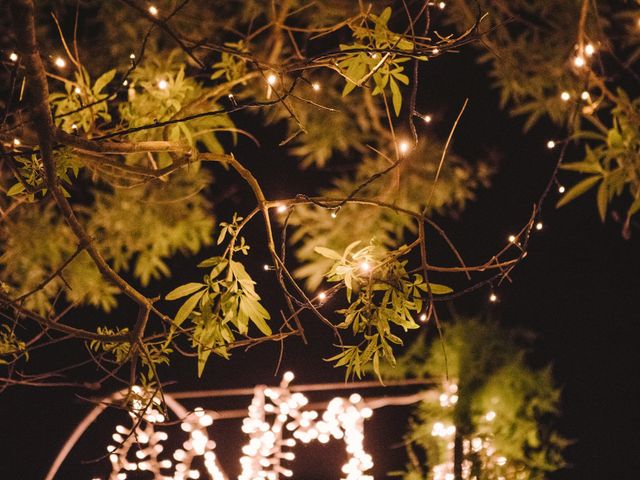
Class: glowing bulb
432,48,440,55
318,291,327,300
263,264,270,271
148,5,158,15
497,456,507,466
266,74,277,86
158,79,168,90
508,234,516,243
489,293,497,303
585,43,595,56
360,261,371,272
536,221,543,231
485,410,496,421
312,82,321,91
276,204,287,213
74,86,82,94
558,185,566,194
9,52,18,62
423,114,432,123
560,91,571,102
54,56,66,68
398,141,410,154
419,313,427,322
283,371,295,383
581,91,590,101
547,140,556,149
573,55,586,68
331,210,338,218
12,138,21,146
123,79,129,86
438,1,446,9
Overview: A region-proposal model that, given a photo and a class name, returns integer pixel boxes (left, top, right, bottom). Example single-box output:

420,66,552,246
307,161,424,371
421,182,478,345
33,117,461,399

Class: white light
438,1,446,9
318,291,327,300
330,210,337,218
560,91,571,102
148,5,158,16
489,293,497,303
263,264,270,271
312,82,321,91
398,141,410,154
283,371,295,383
360,261,371,272
74,86,82,94
9,52,18,62
432,48,440,55
536,221,543,231
485,410,496,421
54,56,66,68
558,185,566,194
546,140,556,149
573,55,586,68
129,53,136,60
267,74,277,86
581,91,590,101
423,114,432,123
276,204,287,213
496,456,507,466
508,235,516,243
12,138,21,146
123,79,129,86
158,79,168,90
585,43,595,56
420,313,427,322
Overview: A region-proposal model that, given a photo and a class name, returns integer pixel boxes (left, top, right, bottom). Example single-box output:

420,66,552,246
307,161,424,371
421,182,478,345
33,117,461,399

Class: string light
420,313,428,322
535,221,543,231
573,55,586,68
581,91,591,101
148,5,158,16
485,410,496,422
585,43,595,56
424,114,432,123
398,141,410,155
438,1,446,9
158,79,168,90
331,210,338,218
560,91,571,102
546,140,556,149
318,291,327,301
122,79,128,86
359,261,371,273
9,52,18,62
74,86,82,94
276,204,287,213
489,292,497,303
12,138,21,146
312,82,321,92
508,234,516,243
558,185,566,194
129,53,136,60
266,73,277,86
54,56,66,68
432,47,440,55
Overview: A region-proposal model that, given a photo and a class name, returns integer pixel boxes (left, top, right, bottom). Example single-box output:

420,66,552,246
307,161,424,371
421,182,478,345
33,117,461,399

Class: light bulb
318,291,327,300
485,410,496,421
558,185,566,194
423,114,432,123
9,52,18,62
438,1,446,9
573,55,586,68
420,313,427,322
129,53,136,60
158,79,168,90
508,234,516,243
54,56,66,68
432,47,440,55
267,74,277,86
360,261,371,272
74,86,82,94
330,210,337,218
547,140,556,149
536,221,543,231
585,43,595,56
312,82,320,91
398,141,410,154
148,5,158,16
489,293,497,303
581,91,590,101
283,371,295,383
12,138,21,146
560,91,571,102
276,204,287,213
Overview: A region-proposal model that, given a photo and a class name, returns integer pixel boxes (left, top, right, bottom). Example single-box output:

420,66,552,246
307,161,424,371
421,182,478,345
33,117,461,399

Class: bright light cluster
239,373,374,480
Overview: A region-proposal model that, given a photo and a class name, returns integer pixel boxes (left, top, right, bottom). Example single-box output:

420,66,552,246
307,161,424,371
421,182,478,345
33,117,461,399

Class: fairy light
560,91,571,102
312,82,321,91
331,210,338,218
148,5,158,16
536,221,543,231
359,261,371,273
12,138,21,146
438,1,446,9
558,185,566,194
122,79,129,86
423,114,432,123
581,91,591,101
276,204,288,214
485,410,496,422
266,73,277,86
74,86,82,94
508,234,516,243
54,56,66,68
573,55,586,68
489,292,497,303
420,313,428,322
585,43,595,56
318,291,327,301
398,141,410,155
158,79,168,90
9,52,18,62
496,456,507,466
546,140,556,149
432,47,440,55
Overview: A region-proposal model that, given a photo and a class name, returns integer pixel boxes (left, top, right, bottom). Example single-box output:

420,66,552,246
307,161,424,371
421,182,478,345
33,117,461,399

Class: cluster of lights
239,372,374,480
101,386,224,480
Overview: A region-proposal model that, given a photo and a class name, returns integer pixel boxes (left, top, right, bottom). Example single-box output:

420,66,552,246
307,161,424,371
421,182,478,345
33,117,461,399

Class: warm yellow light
398,141,410,154
129,53,136,60
558,185,566,194
311,82,320,91
424,114,432,123
485,410,496,421
585,43,595,56
536,221,543,231
560,91,571,102
266,74,277,86
489,293,497,303
419,313,428,322
276,204,287,213
573,55,586,68
581,91,590,101
508,234,516,243
9,52,18,62
283,371,295,383
438,1,446,9
158,79,168,90
432,47,440,55
74,86,82,94
148,5,158,16
318,291,327,300
54,56,66,68
360,261,371,272
547,140,556,149
13,138,21,146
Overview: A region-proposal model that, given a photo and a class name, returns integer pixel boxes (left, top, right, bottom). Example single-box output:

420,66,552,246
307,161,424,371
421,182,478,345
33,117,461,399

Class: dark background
2,21,639,480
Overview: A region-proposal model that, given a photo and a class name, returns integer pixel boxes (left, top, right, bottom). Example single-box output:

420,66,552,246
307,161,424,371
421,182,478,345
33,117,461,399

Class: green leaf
596,180,608,222
93,69,116,95
427,283,453,295
556,176,601,208
389,77,402,116
6,182,26,196
166,282,206,300
174,290,206,328
314,246,342,260
560,161,602,175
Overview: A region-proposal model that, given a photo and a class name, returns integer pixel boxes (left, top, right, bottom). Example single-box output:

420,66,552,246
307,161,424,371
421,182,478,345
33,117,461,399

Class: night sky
2,15,639,480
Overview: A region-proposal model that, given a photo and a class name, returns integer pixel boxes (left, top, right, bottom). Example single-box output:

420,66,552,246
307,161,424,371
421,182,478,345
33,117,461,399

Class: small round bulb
54,56,66,68
560,91,571,102
9,52,18,62
148,5,158,16
547,140,556,149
